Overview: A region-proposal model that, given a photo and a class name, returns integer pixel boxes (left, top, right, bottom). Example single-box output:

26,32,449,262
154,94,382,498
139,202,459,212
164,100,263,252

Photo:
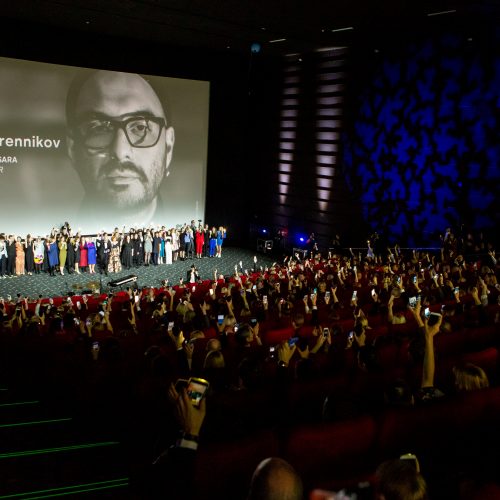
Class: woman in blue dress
209,227,217,257
86,238,97,274
47,237,59,276
216,226,226,258
159,233,166,264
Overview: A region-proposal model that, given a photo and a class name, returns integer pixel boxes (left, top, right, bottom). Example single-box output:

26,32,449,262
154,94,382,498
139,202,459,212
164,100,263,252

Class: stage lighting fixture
251,43,262,54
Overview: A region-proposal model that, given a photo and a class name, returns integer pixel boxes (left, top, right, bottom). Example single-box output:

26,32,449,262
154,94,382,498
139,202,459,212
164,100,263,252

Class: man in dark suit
96,233,111,275
6,235,16,277
186,264,200,284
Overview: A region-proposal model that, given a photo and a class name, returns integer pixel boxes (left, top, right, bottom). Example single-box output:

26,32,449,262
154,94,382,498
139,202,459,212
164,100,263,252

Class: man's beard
93,159,157,212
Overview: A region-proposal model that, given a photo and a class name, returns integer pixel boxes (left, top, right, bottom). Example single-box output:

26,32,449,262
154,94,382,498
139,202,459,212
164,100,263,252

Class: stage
0,247,278,299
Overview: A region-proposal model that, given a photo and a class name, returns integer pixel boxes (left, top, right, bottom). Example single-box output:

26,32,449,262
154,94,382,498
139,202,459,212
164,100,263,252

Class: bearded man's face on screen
67,71,175,212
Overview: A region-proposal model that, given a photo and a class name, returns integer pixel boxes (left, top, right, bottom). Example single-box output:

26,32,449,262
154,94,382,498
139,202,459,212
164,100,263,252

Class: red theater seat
283,416,377,489
195,430,279,499
263,327,294,345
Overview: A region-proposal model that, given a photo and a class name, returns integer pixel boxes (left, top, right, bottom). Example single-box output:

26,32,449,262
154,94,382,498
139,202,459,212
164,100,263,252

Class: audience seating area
1,247,499,499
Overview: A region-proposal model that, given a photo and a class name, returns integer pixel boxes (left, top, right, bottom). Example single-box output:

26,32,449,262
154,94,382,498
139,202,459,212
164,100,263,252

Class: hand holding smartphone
186,377,210,407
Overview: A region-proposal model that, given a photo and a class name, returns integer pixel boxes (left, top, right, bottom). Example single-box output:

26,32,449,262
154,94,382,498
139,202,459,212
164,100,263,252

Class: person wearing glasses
65,70,175,227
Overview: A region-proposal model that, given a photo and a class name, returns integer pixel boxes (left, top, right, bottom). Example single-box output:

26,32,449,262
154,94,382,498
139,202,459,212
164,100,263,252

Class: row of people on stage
0,223,227,277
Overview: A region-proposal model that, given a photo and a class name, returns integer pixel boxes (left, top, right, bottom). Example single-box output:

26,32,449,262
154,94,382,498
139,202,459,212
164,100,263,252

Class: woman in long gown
108,234,122,273
73,237,81,274
66,237,75,274
15,237,25,275
165,233,173,265
79,237,88,272
87,238,97,274
144,231,152,266
58,236,67,275
216,226,226,258
34,237,44,274
159,234,165,265
171,229,179,262
47,238,59,276
25,235,35,275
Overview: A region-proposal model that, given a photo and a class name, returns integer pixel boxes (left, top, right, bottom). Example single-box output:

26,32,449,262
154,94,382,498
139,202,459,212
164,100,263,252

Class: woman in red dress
195,228,204,259
79,236,88,272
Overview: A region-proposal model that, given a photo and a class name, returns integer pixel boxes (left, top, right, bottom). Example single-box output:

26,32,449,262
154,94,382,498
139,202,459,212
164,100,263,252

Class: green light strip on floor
0,478,129,499
0,418,72,429
0,401,40,407
0,441,119,459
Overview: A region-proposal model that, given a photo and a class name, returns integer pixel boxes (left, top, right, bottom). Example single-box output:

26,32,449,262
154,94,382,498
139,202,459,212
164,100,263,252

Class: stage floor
0,247,277,299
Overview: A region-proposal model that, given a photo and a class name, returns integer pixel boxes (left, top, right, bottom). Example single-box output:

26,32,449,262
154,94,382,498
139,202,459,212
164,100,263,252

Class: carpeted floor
0,247,278,299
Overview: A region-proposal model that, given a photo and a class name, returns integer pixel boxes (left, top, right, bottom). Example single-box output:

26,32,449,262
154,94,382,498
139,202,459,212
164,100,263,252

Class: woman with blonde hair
453,363,489,392
58,236,67,276
108,233,122,273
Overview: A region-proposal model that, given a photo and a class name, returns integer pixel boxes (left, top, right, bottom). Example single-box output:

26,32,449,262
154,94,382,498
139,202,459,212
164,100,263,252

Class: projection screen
0,57,209,235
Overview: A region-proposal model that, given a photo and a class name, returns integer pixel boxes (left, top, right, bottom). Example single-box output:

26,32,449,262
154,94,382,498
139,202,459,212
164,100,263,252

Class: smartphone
263,295,268,303
134,295,139,303
348,331,354,341
454,286,459,294
74,318,80,325
192,286,196,293
234,324,239,333
397,276,401,283
288,337,299,347
250,318,257,327
76,301,81,308
323,327,329,338
252,285,257,290
217,314,224,325
409,296,417,308
209,288,214,296
187,377,210,407
413,276,417,284
371,289,376,297
400,453,419,470
352,291,357,300
424,307,431,318
325,291,331,299
92,341,99,351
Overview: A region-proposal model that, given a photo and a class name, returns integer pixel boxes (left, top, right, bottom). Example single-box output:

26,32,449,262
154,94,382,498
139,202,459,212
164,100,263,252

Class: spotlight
262,229,267,234
299,237,305,243
250,42,261,54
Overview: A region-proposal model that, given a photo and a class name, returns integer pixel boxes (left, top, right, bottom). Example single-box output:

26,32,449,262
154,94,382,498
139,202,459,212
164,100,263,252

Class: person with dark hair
6,234,16,277
0,235,8,277
96,232,111,275
65,70,175,227
24,234,35,275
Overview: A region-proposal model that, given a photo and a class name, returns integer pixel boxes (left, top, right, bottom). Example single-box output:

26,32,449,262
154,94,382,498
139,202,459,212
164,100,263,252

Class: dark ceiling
3,0,500,58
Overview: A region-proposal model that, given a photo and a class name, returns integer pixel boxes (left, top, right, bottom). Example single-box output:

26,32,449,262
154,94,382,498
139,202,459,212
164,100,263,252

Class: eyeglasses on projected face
74,115,167,151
